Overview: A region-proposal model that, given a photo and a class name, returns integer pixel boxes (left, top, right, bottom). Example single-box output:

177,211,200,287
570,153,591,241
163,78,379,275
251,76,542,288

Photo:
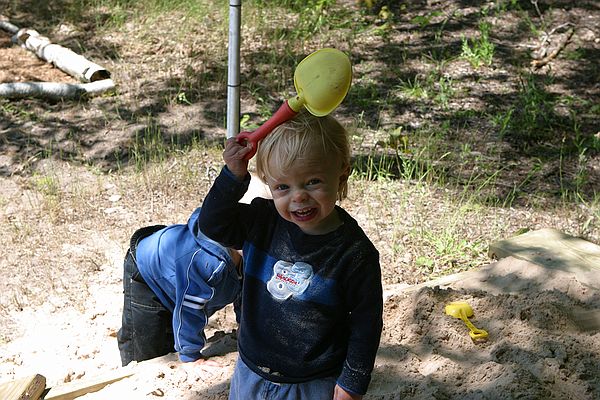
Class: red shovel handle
236,100,298,161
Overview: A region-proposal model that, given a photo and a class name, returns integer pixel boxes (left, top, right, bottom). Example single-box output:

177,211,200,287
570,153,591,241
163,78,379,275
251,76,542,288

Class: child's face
266,154,348,235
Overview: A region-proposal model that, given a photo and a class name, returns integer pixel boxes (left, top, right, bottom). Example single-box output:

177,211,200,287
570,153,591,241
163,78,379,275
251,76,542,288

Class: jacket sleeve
336,250,383,395
197,166,252,249
172,250,219,362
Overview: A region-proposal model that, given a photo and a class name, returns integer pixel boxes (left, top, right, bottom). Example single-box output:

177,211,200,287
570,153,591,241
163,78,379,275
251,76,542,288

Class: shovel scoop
445,301,489,341
236,48,352,160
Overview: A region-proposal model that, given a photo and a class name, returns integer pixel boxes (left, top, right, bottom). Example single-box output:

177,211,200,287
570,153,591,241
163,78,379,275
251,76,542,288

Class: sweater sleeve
197,166,252,249
336,249,383,395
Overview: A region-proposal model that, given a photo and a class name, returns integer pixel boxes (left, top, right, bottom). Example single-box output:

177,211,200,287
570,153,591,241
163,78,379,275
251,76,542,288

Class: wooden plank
383,255,600,301
488,228,600,269
43,369,134,400
0,374,46,400
488,228,600,287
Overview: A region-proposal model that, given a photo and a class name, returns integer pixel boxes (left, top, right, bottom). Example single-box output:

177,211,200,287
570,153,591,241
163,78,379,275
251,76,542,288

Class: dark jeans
117,226,173,366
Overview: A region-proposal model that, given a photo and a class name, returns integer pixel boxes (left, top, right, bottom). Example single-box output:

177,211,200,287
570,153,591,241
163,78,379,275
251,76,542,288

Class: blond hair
255,110,351,201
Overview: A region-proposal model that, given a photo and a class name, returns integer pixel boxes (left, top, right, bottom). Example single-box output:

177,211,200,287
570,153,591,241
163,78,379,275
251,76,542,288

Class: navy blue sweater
198,167,383,395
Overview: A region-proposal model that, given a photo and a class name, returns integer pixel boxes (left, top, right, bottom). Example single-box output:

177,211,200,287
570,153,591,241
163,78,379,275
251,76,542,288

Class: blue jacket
135,208,242,362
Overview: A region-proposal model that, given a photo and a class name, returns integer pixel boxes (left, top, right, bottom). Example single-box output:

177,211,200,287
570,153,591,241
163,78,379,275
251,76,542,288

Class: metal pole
226,0,241,139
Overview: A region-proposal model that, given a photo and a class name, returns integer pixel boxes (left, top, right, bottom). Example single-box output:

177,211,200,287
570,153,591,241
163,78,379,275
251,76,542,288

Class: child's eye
274,184,289,191
307,179,321,186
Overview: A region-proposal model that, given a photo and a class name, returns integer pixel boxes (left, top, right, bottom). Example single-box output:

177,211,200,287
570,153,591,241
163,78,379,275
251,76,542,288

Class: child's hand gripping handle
236,100,298,161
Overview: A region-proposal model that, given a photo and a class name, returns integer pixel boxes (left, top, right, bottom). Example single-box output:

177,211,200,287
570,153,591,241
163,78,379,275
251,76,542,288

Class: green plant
397,70,455,108
349,81,381,108
558,114,596,202
408,194,489,277
65,0,214,29
239,114,255,131
398,76,429,99
433,75,454,108
351,152,399,182
564,47,585,61
433,9,456,43
460,21,495,68
398,149,429,182
411,11,443,28
0,101,37,121
491,0,520,13
495,74,564,143
372,6,394,39
415,255,435,274
517,75,558,136
33,174,61,198
490,107,515,138
250,0,339,40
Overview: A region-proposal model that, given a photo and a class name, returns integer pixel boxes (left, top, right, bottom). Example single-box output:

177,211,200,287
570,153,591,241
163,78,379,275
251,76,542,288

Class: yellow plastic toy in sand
445,301,489,341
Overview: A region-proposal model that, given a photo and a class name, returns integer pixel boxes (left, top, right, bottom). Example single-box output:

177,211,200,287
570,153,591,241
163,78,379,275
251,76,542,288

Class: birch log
15,28,111,82
0,19,19,34
0,79,115,100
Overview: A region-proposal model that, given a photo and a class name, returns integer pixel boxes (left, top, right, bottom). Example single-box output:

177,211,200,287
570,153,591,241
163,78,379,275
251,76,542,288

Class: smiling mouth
291,207,317,221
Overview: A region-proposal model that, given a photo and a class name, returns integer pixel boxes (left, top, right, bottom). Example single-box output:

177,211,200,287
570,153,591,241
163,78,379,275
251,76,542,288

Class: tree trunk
15,28,111,82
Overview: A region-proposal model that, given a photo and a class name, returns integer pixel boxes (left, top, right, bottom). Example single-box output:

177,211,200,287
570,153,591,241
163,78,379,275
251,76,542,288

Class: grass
0,100,38,121
130,118,171,170
1,0,598,292
460,21,495,69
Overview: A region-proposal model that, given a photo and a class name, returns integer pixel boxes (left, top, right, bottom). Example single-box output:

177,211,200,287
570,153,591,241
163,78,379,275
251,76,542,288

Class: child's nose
292,188,308,202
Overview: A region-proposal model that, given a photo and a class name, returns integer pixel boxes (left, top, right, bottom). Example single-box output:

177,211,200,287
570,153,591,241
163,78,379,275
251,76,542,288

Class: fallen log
0,79,115,100
0,16,19,34
14,28,110,82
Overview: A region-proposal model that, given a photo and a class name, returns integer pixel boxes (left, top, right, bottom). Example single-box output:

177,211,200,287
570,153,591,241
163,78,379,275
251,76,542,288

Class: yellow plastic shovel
445,301,489,341
236,48,352,159
288,48,352,116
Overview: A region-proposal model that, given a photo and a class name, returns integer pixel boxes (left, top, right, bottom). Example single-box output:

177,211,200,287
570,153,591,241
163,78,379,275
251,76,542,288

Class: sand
1,254,599,399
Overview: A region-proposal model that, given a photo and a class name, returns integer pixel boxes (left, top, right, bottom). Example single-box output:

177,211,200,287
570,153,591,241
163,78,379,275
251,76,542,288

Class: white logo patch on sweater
267,260,314,300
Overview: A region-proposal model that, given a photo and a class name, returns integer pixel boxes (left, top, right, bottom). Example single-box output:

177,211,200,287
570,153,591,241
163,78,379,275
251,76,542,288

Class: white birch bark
15,28,111,82
0,79,115,100
0,19,19,34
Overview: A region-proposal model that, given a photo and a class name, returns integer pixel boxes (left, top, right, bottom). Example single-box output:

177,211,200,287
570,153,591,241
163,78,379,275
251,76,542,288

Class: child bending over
117,208,242,366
